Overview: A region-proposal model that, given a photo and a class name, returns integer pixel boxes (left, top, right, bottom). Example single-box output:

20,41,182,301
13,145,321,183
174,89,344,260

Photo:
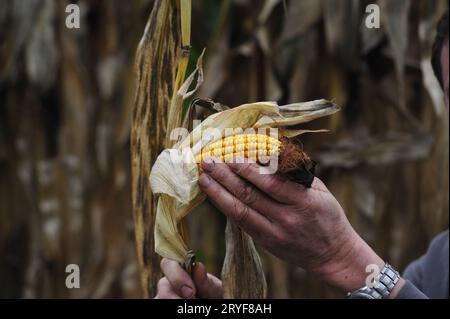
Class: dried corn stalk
131,0,192,298
150,93,339,298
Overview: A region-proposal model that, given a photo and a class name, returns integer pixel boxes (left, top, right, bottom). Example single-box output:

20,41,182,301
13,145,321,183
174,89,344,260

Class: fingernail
202,159,214,172
181,285,193,298
198,174,211,188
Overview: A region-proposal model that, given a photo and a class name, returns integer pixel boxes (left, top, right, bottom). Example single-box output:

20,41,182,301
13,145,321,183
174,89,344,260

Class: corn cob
195,134,281,163
194,133,315,187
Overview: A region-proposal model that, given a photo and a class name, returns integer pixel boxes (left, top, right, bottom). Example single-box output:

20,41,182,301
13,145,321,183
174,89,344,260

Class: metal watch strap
347,263,400,299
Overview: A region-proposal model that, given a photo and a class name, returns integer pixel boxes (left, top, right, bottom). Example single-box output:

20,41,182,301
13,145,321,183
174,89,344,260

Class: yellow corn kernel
195,134,281,163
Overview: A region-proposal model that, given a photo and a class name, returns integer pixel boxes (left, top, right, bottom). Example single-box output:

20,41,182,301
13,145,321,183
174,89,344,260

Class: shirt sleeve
395,280,428,299
403,255,425,291
395,230,449,299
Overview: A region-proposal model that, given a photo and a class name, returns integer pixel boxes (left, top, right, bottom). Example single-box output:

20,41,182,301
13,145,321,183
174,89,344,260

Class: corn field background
0,0,448,298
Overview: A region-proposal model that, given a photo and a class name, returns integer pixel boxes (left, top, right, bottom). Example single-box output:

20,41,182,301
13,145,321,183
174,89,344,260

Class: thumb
192,262,224,299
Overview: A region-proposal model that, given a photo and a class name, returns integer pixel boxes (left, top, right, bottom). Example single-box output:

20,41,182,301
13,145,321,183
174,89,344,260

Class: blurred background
0,0,448,298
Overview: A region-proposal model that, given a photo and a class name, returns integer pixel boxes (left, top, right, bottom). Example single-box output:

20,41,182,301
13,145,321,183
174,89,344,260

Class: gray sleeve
395,230,449,299
395,280,428,299
403,256,425,291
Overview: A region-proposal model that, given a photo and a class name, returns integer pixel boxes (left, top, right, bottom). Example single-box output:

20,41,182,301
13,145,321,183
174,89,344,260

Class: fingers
227,161,306,204
157,259,224,299
160,258,195,299
192,262,223,299
198,173,276,242
155,277,181,299
201,159,280,221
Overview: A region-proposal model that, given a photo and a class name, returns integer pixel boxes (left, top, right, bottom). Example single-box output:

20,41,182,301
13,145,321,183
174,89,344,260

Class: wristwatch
347,263,400,299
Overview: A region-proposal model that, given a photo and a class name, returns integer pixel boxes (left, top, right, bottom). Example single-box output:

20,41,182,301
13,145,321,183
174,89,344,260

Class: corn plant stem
131,0,190,298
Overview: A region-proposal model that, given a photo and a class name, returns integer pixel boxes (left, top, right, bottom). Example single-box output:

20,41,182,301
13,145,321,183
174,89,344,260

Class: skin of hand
155,258,223,299
196,158,388,294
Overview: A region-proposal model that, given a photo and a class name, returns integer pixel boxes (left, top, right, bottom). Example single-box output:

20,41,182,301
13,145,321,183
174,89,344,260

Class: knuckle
240,183,258,206
279,214,298,233
211,163,227,179
159,259,186,288
235,162,252,177
210,184,223,199
160,258,168,270
277,212,290,228
262,175,280,194
233,201,251,227
202,178,219,197
170,271,185,287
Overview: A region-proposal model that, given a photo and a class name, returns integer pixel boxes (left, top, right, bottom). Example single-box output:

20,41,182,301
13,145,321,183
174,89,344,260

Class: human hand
155,258,223,299
198,158,384,293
